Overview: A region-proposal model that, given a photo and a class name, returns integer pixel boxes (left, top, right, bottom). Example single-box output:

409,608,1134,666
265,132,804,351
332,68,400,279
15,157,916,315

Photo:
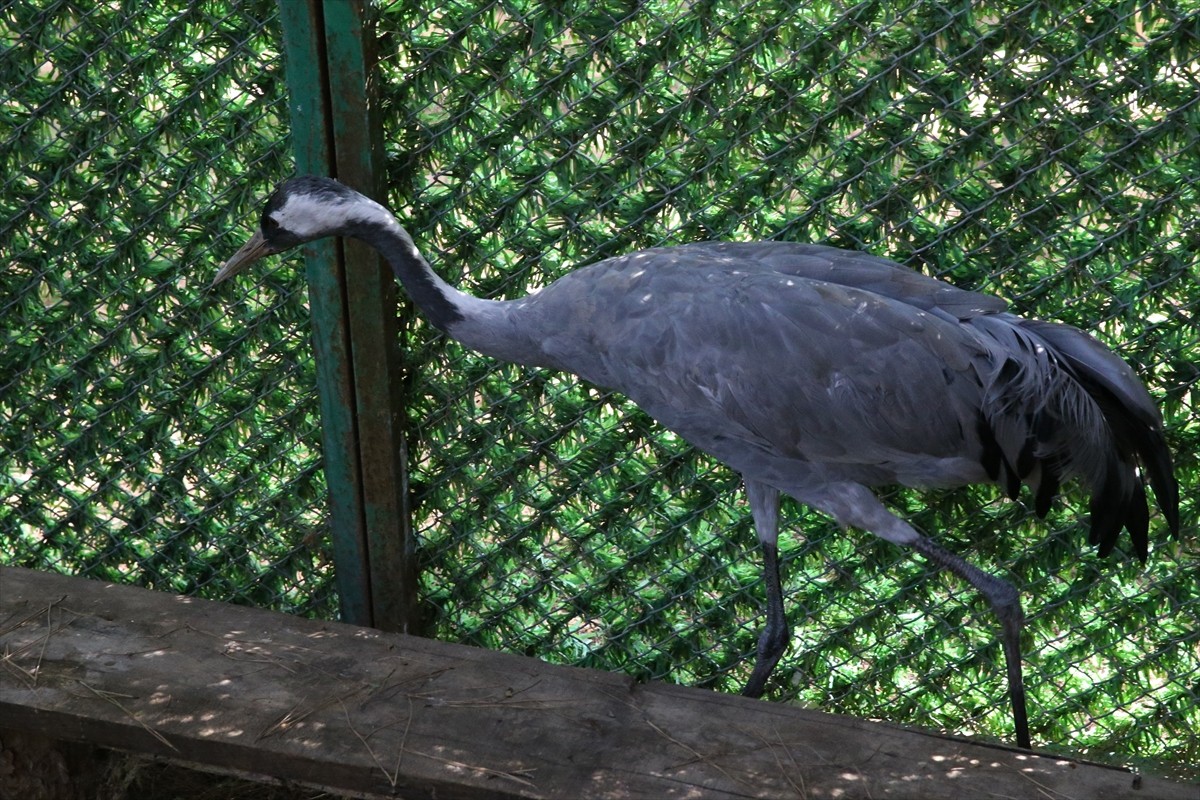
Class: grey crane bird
216,176,1179,749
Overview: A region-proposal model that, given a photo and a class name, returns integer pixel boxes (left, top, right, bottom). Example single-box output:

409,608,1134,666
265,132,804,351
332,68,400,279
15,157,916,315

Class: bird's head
213,176,386,285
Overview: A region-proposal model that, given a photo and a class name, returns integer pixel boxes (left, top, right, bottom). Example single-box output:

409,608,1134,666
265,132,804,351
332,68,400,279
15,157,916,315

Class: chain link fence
2,0,336,615
4,0,1198,779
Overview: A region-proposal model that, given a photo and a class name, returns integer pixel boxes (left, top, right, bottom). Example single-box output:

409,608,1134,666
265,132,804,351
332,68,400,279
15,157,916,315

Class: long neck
348,215,543,366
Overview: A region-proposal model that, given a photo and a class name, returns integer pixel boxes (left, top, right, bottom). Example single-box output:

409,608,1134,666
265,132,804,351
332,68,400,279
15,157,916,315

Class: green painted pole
321,0,421,635
275,0,418,633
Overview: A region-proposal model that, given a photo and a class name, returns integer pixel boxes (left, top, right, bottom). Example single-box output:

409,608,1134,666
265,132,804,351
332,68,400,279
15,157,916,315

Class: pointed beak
212,229,277,286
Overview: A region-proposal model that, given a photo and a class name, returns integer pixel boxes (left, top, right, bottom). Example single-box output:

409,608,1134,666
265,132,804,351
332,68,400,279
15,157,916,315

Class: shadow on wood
1,567,1191,799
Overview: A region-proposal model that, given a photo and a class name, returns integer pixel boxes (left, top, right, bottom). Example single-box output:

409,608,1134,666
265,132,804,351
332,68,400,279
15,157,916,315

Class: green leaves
1,0,333,616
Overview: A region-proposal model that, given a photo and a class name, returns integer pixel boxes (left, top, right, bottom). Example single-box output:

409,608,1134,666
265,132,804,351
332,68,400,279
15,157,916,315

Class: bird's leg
910,535,1030,749
743,480,788,699
744,539,788,698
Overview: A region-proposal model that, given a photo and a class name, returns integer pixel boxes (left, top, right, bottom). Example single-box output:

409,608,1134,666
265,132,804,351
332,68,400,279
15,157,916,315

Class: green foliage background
3,0,1197,779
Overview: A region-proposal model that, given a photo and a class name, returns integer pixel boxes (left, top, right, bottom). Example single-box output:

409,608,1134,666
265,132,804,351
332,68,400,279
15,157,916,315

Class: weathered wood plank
0,567,1190,799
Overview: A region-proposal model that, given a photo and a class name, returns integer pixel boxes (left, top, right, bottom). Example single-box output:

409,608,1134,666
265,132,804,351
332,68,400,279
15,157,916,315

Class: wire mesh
1,0,337,617
376,0,1199,775
2,0,1197,780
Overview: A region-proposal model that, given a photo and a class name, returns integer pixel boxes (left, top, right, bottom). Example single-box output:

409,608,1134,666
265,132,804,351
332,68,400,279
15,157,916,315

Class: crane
215,175,1179,749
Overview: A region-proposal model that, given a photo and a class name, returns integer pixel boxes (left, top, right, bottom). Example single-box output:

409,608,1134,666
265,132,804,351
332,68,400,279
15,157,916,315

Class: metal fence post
276,0,419,633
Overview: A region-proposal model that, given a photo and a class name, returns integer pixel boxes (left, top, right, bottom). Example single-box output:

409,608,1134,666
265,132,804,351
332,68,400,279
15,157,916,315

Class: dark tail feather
1124,485,1150,561
1020,320,1179,555
1098,391,1178,558
977,413,1021,500
1033,464,1059,518
1089,460,1128,558
1140,433,1180,536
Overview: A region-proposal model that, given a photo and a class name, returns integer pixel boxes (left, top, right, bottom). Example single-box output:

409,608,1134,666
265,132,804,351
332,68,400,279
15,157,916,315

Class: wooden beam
1,568,1191,800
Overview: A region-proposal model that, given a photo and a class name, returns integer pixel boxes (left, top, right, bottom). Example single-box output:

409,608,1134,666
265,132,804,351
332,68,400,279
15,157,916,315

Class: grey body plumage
217,176,1179,749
